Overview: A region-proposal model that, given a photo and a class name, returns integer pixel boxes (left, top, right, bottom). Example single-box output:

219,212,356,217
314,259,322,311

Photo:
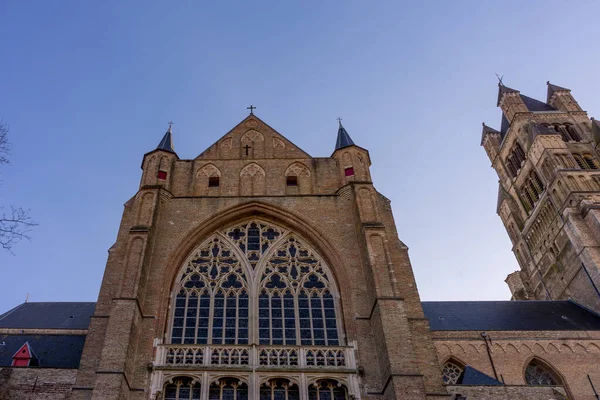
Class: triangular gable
196,115,311,160
12,341,36,367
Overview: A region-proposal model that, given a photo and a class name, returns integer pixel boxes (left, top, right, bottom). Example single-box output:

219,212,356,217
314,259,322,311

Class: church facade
1,84,600,399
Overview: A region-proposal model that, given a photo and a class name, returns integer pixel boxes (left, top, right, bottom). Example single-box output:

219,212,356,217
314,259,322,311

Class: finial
495,73,504,86
25,293,29,303
168,121,174,133
547,81,550,85
336,117,343,125
247,105,257,115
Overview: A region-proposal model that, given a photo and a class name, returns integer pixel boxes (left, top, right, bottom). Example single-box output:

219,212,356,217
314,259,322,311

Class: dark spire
497,83,519,106
156,125,175,153
546,81,571,103
335,119,355,150
480,122,501,145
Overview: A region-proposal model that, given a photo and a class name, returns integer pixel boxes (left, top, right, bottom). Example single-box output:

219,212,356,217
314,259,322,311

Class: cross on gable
244,144,251,156
247,105,257,114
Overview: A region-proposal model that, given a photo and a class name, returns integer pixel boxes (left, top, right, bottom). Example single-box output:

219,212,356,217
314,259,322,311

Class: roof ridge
0,302,26,323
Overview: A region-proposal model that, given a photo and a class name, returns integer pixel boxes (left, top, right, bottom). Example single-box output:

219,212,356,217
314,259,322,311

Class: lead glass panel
441,360,464,384
525,359,562,386
308,380,347,400
260,236,340,346
164,377,201,400
208,379,248,400
259,379,300,400
170,237,248,345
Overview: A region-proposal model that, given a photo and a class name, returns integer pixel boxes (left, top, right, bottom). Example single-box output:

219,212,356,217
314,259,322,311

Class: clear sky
1,1,599,311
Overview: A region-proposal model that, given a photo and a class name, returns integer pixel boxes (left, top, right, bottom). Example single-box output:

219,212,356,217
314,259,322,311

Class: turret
546,81,582,112
497,84,528,122
480,123,502,163
140,124,179,190
331,120,371,184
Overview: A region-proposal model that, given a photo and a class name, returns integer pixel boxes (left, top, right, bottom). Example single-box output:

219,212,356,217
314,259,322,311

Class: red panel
344,167,355,177
12,358,30,367
157,170,167,180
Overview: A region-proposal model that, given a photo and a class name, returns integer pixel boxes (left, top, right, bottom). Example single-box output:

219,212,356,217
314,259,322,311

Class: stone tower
70,114,448,399
481,82,600,311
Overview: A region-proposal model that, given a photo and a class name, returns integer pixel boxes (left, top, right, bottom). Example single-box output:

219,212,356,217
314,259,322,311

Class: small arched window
164,377,201,400
573,154,586,169
442,359,465,385
260,379,300,400
566,124,582,142
525,359,563,386
308,379,348,400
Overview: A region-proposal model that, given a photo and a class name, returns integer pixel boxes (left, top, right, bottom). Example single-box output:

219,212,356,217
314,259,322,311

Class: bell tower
481,82,600,312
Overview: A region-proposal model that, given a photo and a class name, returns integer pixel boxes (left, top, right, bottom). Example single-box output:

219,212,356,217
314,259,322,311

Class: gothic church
1,83,600,399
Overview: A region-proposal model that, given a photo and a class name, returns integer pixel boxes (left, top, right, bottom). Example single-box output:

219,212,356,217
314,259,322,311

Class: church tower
481,82,600,311
70,113,448,399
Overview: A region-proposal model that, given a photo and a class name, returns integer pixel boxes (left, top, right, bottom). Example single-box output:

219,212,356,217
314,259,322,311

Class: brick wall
0,367,77,399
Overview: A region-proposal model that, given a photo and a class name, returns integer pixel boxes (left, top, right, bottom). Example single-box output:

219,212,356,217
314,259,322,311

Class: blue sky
1,1,599,310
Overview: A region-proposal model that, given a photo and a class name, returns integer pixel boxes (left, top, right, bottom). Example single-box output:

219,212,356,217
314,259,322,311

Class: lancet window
164,377,202,400
171,237,249,345
525,359,563,386
208,378,248,400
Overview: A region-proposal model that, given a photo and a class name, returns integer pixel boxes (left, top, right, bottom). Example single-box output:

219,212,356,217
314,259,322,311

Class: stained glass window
525,359,563,386
164,377,201,400
441,360,464,384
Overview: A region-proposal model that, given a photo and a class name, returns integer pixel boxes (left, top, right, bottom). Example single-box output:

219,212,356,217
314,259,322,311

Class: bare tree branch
0,121,38,253
0,121,10,165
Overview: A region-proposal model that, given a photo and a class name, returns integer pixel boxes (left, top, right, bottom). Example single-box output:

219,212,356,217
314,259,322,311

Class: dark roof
520,94,557,112
547,81,570,103
458,366,503,386
496,183,510,213
335,122,355,150
156,126,176,153
0,334,86,368
422,300,600,331
480,123,500,145
0,302,95,330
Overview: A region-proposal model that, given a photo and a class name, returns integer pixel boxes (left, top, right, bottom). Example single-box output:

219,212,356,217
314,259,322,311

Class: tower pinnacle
335,119,355,150
156,123,175,153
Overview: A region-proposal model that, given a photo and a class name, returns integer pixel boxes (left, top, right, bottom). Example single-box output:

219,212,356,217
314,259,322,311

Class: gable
196,115,311,160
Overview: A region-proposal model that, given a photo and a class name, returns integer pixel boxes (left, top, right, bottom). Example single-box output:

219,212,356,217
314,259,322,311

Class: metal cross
247,105,257,114
244,144,251,156
336,117,343,123
168,121,174,129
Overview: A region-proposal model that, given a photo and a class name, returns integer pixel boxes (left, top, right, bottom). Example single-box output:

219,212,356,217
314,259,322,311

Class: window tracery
164,377,202,400
442,360,464,384
260,379,300,400
223,221,286,269
172,237,249,345
525,359,563,386
308,380,348,400
208,378,248,400
259,237,339,346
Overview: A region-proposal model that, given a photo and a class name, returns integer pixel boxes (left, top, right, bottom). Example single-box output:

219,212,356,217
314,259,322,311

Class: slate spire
157,124,175,153
335,120,355,150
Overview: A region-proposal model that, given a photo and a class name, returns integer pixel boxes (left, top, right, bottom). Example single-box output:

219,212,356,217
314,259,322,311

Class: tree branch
0,206,38,254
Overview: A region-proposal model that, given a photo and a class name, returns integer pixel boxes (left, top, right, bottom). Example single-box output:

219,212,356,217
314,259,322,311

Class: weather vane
495,73,504,86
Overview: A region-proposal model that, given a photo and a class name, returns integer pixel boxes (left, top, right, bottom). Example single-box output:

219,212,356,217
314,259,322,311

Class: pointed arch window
208,378,248,400
164,377,202,400
260,379,300,400
259,237,340,346
442,359,464,385
308,380,348,400
169,220,343,348
525,359,563,386
171,237,249,345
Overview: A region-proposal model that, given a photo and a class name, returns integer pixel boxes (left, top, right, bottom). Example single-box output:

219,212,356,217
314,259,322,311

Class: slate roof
547,82,570,103
500,115,510,138
156,126,176,153
497,84,519,106
520,94,557,112
0,302,95,330
422,300,600,331
0,334,86,368
335,122,355,150
458,366,503,386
